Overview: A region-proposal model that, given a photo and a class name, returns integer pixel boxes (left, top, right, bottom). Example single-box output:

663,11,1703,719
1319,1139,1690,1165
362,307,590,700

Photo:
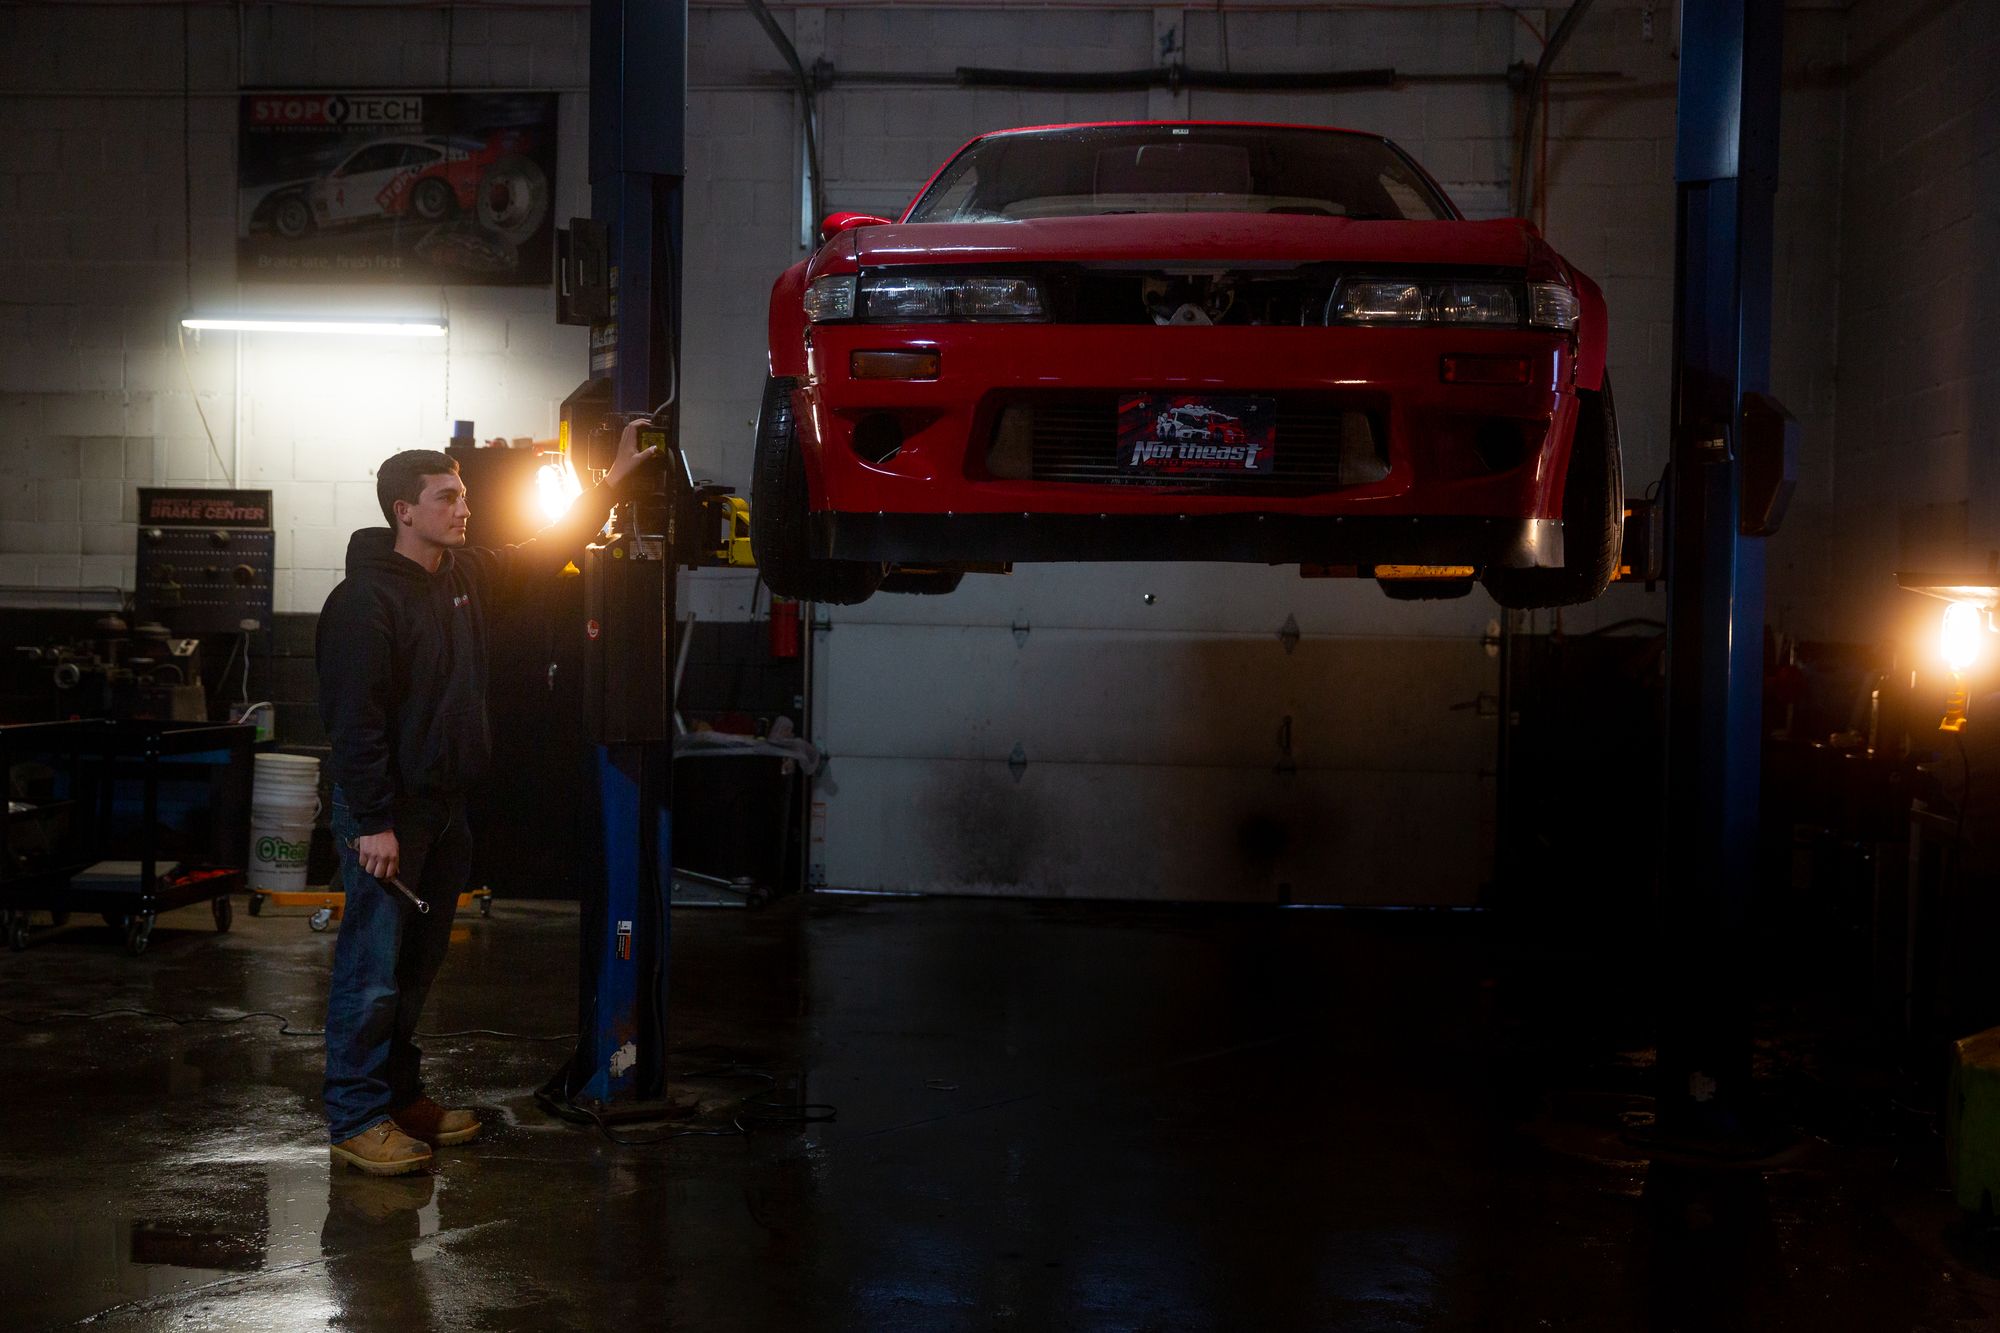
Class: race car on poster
246,131,547,241
1154,404,1248,446
753,121,1619,606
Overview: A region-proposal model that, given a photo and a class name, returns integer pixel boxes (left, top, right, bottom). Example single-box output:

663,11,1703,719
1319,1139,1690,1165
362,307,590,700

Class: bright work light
535,458,583,524
1942,601,1984,675
180,317,447,337
1898,569,2000,734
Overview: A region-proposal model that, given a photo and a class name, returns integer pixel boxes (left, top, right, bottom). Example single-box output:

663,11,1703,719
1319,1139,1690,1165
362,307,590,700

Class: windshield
905,125,1453,224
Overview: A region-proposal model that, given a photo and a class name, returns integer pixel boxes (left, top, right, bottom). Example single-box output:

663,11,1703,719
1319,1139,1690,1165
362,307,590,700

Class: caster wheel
478,896,491,918
125,913,156,957
247,894,264,917
309,908,332,933
48,912,69,928
5,912,28,953
212,895,233,933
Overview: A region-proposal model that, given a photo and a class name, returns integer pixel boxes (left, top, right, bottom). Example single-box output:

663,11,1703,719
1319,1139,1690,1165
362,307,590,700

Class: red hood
840,214,1543,270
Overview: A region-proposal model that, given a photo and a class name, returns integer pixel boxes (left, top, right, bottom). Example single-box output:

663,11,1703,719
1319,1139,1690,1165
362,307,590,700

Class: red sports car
753,121,1619,606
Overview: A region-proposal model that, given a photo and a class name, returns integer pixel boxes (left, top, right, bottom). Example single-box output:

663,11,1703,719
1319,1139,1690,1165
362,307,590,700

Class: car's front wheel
750,376,884,606
1482,377,1623,610
271,194,312,240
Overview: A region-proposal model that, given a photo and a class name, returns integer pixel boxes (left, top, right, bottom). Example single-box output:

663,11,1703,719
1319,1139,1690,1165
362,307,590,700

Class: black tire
272,194,312,240
880,568,965,596
1482,378,1623,610
750,376,884,605
247,893,264,917
4,913,27,953
1378,578,1476,601
125,914,155,957
411,176,456,222
213,895,233,933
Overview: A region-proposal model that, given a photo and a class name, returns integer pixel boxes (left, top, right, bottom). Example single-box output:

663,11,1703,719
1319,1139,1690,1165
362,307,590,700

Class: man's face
397,472,470,548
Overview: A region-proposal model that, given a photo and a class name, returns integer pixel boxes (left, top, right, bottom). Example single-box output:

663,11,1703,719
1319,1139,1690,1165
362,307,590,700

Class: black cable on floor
534,1061,835,1145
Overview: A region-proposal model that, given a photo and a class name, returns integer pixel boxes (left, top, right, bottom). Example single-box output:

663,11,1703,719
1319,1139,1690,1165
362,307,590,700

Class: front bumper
818,512,1560,567
800,322,1578,565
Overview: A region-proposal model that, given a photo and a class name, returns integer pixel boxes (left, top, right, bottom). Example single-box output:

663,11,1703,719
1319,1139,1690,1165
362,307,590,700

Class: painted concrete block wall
1805,0,1997,648
2,1,1850,632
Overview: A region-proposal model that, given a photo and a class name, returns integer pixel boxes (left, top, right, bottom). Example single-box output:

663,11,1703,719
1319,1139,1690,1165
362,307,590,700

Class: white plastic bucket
249,753,321,892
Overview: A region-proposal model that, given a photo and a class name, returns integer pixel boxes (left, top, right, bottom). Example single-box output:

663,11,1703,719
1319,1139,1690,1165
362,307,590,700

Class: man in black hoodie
317,422,657,1175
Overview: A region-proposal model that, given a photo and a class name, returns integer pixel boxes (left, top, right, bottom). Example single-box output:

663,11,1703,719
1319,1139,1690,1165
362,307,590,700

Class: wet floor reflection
321,1171,438,1330
5,899,1999,1329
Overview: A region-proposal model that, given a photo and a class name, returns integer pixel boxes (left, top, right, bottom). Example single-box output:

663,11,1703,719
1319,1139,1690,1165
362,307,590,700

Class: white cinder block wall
0,0,1927,641
1806,0,1998,647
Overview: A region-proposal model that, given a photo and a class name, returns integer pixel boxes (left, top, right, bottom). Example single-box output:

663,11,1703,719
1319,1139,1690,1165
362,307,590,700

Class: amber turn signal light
851,350,941,380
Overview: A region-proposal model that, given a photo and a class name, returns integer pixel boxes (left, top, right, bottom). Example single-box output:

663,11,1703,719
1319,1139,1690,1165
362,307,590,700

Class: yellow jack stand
248,885,493,934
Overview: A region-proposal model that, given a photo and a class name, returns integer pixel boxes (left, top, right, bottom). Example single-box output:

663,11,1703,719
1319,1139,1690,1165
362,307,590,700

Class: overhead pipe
744,0,826,226
1509,0,1597,219
954,64,1397,92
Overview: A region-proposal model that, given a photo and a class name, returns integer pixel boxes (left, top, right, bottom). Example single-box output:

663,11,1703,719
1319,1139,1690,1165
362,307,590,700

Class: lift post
546,0,688,1116
1657,0,1790,1145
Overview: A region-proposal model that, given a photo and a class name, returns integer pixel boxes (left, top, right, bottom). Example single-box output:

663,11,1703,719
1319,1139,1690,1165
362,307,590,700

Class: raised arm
477,419,662,594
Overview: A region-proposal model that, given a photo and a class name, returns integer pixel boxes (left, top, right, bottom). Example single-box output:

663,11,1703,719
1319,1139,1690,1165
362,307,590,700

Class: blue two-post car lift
544,0,1801,1139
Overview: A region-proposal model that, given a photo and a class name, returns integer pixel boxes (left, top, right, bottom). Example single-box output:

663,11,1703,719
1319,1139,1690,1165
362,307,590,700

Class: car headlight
804,275,857,322
1330,277,1578,331
860,274,1047,323
1436,282,1521,325
1332,280,1427,323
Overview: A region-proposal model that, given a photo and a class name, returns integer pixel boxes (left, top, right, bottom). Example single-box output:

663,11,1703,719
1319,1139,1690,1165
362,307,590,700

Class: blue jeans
323,789,472,1143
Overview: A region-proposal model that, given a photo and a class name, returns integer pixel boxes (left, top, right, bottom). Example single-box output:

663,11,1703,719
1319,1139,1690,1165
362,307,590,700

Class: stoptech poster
238,91,557,285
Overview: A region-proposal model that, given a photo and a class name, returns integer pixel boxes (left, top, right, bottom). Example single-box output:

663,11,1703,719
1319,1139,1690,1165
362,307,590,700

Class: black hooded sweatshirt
315,482,615,836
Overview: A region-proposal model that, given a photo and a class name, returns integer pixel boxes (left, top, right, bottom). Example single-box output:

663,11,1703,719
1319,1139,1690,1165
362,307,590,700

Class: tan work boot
329,1120,433,1176
393,1095,483,1147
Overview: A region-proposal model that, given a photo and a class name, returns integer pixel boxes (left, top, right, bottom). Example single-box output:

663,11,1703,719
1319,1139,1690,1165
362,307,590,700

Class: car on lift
753,121,1619,606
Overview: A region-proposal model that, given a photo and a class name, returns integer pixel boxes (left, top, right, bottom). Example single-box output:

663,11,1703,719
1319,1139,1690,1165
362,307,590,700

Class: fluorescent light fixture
180,317,447,337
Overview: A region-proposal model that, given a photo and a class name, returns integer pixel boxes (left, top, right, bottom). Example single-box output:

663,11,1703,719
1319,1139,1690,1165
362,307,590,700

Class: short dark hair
376,450,460,524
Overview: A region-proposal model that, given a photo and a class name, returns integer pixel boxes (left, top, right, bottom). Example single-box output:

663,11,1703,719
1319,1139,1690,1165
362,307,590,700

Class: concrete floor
1,893,1997,1331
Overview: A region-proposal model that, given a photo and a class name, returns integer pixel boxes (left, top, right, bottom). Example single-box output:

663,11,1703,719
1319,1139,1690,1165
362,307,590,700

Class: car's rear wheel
412,177,456,221
880,568,965,596
751,376,884,606
1482,377,1623,610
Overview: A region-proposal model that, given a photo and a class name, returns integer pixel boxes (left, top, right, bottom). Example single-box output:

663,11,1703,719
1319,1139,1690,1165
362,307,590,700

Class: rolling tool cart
1,719,254,956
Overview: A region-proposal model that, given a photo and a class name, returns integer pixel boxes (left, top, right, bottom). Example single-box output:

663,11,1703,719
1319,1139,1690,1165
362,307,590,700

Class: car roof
899,120,1418,224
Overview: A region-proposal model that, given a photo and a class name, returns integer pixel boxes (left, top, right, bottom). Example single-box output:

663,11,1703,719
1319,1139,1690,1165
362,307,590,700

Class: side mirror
819,212,892,244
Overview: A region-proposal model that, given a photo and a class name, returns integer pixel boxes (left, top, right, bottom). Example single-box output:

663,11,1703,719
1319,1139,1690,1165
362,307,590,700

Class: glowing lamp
180,316,447,337
1898,568,2000,733
535,459,583,524
1943,602,1984,675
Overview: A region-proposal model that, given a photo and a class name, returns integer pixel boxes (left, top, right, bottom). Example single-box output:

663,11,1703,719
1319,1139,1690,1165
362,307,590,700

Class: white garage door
809,565,1500,905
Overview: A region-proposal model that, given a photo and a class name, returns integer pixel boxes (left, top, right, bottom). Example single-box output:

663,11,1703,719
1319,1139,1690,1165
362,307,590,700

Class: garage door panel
816,757,1490,906
845,562,1499,638
814,623,1496,773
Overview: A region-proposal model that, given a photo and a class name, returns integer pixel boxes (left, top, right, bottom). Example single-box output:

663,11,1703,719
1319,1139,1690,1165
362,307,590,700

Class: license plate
1116,394,1276,477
